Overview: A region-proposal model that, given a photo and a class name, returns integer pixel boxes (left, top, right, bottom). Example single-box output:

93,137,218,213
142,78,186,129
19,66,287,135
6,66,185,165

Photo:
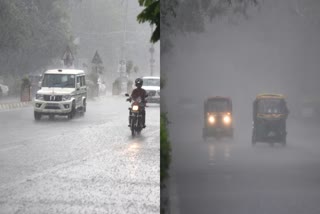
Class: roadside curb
0,101,32,111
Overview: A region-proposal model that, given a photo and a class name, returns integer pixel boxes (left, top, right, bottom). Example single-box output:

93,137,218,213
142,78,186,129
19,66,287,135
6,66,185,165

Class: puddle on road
207,140,234,165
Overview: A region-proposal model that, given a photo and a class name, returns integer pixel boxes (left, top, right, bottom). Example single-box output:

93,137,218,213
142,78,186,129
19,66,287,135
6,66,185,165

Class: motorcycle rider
127,78,147,128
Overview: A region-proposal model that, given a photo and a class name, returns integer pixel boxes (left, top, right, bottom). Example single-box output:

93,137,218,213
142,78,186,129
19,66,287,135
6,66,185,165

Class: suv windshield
207,99,230,112
257,99,285,114
42,74,75,88
143,79,160,87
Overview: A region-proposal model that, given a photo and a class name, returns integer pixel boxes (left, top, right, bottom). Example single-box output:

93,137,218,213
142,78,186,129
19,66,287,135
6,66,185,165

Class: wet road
0,96,159,214
169,114,320,214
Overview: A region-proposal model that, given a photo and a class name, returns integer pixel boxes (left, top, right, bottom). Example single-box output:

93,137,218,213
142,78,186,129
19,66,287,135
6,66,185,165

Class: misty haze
162,0,320,213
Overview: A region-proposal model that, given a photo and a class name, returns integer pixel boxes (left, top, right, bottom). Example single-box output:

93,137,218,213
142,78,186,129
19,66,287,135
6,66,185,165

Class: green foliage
126,60,134,75
161,0,260,53
160,75,166,89
21,76,31,89
133,65,139,73
137,0,160,43
0,0,71,76
160,112,171,182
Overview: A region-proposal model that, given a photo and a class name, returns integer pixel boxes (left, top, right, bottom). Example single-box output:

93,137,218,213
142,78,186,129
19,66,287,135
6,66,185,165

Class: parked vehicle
0,83,9,97
252,94,289,146
34,69,87,120
202,96,234,140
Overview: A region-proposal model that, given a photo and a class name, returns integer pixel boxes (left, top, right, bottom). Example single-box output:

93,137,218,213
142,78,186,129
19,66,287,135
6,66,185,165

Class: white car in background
0,83,9,96
142,76,160,104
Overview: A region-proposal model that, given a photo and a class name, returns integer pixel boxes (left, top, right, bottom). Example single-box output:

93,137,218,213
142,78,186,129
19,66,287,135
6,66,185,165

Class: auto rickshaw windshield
207,99,230,112
257,99,286,114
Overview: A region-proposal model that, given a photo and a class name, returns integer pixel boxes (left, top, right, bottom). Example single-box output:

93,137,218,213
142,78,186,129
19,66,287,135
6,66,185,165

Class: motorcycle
125,93,148,137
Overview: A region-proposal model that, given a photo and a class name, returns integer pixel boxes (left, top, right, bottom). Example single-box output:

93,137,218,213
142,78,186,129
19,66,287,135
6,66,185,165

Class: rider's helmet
135,78,143,88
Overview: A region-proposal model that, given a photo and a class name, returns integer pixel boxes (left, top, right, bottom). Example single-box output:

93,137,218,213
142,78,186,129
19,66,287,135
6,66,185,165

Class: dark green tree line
0,0,72,77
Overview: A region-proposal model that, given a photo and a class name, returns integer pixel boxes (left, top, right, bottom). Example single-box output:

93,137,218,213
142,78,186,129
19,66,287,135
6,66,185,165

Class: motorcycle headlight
35,94,44,100
208,115,215,124
223,115,231,124
62,95,72,101
132,105,139,111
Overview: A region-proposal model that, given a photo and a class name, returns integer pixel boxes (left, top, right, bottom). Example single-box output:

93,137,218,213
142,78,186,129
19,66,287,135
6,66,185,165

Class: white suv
34,69,87,120
142,76,160,104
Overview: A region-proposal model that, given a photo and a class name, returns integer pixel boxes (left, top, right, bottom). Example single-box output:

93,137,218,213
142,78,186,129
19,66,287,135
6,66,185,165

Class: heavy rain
0,1,160,213
162,0,320,213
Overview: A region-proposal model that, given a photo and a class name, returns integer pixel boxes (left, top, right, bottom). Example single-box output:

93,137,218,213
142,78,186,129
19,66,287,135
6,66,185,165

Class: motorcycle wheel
131,118,135,137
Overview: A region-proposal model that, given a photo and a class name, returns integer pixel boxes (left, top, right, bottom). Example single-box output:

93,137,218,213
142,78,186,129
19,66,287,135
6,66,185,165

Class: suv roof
44,69,85,75
142,76,160,79
206,96,231,101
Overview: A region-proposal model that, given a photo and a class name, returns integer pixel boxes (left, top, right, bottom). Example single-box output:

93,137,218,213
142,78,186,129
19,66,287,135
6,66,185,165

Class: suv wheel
68,103,76,119
34,112,41,121
83,99,86,113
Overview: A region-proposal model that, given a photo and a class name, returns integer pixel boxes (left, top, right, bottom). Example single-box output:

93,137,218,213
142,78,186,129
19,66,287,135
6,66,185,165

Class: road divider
0,101,32,111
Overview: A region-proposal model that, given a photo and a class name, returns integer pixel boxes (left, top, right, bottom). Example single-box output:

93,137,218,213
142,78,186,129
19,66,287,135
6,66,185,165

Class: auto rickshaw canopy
256,93,285,100
205,96,232,113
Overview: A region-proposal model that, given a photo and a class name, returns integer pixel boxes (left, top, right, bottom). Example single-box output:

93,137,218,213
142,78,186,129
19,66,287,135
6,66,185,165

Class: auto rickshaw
252,94,289,146
202,96,233,140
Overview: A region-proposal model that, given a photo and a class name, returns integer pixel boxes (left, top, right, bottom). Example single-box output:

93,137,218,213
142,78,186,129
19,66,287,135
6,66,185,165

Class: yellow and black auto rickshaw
252,94,289,146
203,96,233,140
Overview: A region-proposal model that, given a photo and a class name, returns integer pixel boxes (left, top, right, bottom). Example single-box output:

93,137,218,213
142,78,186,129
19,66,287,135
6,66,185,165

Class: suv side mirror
38,81,42,88
76,82,80,90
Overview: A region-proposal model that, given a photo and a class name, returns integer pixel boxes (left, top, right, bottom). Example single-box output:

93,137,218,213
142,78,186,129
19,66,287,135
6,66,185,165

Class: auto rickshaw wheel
281,136,287,146
202,128,207,141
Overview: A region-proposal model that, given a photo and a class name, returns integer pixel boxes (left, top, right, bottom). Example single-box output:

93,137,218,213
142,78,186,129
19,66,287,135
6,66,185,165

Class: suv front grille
43,95,62,101
147,90,156,96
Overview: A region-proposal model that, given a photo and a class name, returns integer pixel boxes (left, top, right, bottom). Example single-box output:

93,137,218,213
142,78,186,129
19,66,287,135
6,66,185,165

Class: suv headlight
35,94,44,100
62,95,72,101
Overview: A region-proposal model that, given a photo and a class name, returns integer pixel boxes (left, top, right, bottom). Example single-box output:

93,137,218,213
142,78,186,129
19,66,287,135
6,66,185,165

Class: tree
126,60,134,76
133,65,139,74
0,0,72,77
137,0,160,43
161,0,260,53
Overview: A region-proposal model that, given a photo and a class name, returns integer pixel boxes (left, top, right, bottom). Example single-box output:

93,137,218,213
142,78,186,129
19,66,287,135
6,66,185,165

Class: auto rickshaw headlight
208,115,215,124
223,115,231,124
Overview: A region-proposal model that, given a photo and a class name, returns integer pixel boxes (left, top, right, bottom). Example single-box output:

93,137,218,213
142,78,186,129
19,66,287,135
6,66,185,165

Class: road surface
0,96,159,214
169,111,320,214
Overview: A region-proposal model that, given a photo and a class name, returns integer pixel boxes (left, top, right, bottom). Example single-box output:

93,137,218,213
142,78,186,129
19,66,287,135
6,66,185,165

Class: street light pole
149,25,155,76
120,0,129,78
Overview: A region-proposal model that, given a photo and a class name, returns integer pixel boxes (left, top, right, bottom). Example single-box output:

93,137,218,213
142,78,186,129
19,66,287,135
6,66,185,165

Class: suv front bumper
146,96,160,103
34,100,73,115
